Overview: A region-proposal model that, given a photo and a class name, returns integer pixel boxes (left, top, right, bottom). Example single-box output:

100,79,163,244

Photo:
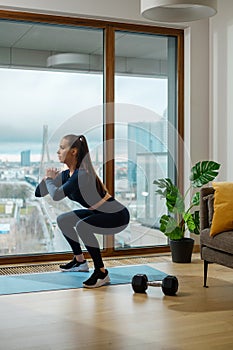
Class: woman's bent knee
57,212,74,230
57,213,66,226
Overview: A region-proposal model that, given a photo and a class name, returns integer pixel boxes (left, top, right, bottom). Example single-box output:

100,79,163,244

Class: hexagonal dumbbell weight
132,274,178,296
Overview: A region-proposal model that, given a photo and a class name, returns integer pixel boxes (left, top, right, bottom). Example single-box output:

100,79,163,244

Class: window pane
114,31,177,249
0,20,103,256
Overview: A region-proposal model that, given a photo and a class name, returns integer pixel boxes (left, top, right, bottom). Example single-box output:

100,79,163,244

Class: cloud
0,68,102,143
0,68,167,146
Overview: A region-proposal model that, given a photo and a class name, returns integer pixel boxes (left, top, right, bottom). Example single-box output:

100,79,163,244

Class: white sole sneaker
60,261,89,272
83,274,111,288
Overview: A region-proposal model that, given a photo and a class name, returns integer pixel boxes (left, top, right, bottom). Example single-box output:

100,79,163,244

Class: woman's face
57,138,76,165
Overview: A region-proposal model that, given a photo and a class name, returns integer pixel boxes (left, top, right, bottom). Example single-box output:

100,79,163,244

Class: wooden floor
0,254,232,350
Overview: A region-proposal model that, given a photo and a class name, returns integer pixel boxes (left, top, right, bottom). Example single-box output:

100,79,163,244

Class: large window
0,20,104,257
114,32,177,250
0,13,183,263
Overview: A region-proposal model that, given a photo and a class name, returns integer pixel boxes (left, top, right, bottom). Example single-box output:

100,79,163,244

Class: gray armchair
200,187,233,287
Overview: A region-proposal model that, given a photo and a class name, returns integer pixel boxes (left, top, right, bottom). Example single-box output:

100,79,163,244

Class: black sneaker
60,258,89,272
83,269,110,288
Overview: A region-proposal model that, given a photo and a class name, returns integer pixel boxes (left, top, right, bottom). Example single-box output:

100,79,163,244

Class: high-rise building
128,120,167,188
128,120,168,227
40,125,50,165
21,150,31,166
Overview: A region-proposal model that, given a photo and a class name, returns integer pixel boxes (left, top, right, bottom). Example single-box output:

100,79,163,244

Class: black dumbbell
132,274,178,296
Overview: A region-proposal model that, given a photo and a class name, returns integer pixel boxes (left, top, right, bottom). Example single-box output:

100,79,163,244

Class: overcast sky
0,68,167,160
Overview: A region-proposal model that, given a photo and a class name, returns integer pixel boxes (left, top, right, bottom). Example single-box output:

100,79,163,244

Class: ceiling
0,19,168,60
0,19,171,78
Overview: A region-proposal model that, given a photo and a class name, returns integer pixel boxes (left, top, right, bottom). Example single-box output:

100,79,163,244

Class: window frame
0,10,184,264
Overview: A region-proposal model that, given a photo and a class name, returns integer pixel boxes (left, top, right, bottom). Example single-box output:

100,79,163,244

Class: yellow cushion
210,182,233,236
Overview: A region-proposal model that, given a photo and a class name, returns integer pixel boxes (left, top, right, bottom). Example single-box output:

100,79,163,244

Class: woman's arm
35,179,48,197
35,171,62,198
45,170,82,201
44,176,65,201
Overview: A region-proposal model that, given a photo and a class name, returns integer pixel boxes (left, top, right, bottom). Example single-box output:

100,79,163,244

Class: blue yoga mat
0,265,167,295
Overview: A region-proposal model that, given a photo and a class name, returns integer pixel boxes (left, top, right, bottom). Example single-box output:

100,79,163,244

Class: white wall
184,20,210,167
183,19,210,207
0,0,145,23
0,0,211,171
210,0,233,180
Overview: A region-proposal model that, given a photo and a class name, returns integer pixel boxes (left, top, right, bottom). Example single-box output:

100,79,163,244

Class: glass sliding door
0,20,104,256
114,31,177,249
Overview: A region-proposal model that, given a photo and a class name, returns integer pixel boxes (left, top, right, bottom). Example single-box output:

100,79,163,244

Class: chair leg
203,260,209,288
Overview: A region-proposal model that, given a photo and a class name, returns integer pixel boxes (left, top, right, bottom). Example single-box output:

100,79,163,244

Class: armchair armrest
200,187,215,231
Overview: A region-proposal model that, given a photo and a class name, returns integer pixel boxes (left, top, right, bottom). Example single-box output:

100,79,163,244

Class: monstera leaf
183,211,199,234
191,211,200,235
191,192,200,206
159,214,183,240
190,161,220,188
154,178,185,214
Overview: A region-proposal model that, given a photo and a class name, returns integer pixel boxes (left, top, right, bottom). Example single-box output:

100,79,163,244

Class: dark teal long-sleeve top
35,169,106,208
35,167,128,219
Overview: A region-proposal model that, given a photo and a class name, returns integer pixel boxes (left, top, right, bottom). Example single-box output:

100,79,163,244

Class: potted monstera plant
153,160,220,263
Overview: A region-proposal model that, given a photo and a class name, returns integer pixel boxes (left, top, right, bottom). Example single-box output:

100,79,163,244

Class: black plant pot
170,237,194,263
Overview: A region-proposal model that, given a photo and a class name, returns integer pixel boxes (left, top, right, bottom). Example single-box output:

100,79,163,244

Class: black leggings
57,207,129,269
